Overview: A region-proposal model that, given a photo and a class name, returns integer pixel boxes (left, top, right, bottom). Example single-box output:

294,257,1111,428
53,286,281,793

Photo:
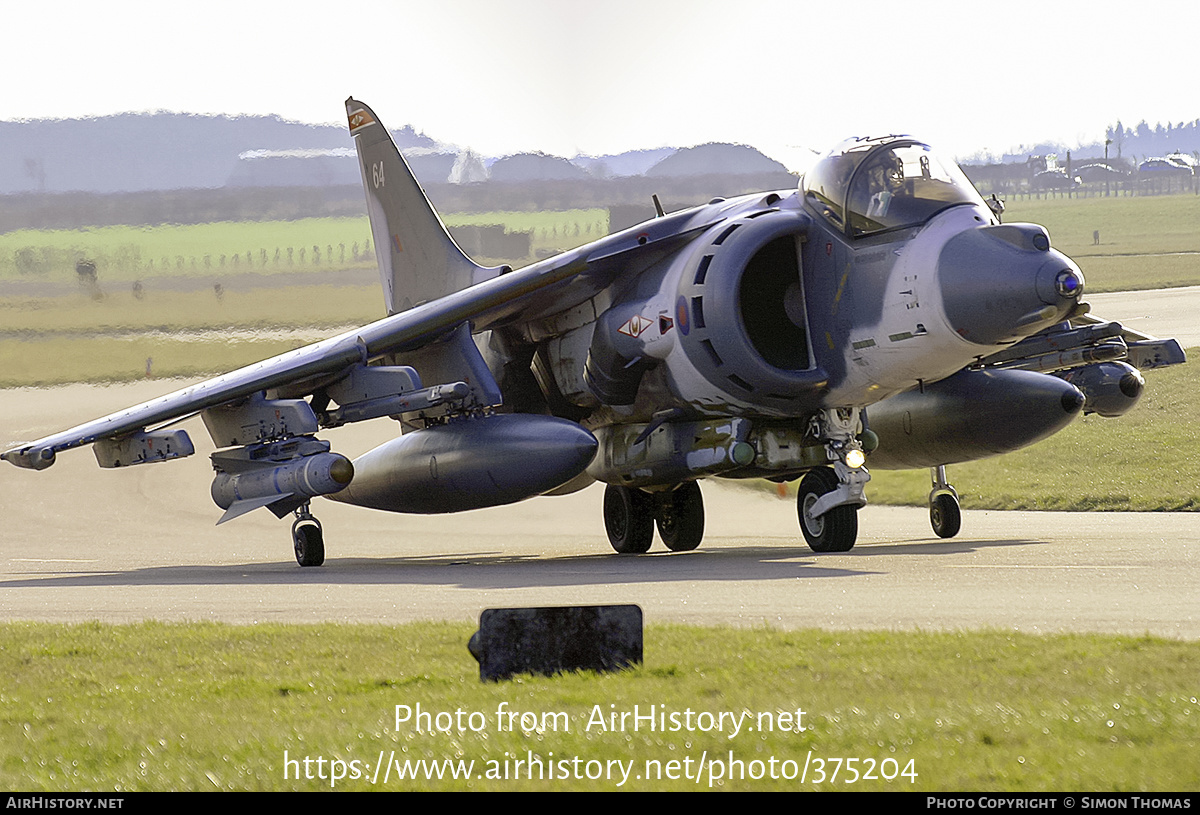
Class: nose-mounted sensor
1055,268,1084,298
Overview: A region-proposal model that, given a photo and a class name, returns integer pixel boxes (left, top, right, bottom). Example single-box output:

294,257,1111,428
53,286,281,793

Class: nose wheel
292,505,325,567
929,466,961,539
797,466,859,552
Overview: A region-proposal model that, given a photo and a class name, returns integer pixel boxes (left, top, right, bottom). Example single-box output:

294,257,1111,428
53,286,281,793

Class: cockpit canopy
802,137,986,237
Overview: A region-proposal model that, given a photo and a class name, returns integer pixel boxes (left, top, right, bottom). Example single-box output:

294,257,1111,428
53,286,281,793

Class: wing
4,100,723,472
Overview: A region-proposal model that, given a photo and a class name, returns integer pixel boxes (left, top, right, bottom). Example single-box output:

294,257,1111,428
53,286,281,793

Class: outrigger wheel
292,506,325,567
929,493,962,539
928,465,962,539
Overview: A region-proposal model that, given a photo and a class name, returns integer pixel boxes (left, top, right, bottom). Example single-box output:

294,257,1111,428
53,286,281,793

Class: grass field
0,210,608,282
0,284,384,386
1003,195,1200,291
0,283,382,334
1,622,1196,791
860,355,1199,512
2,196,1198,291
0,218,378,282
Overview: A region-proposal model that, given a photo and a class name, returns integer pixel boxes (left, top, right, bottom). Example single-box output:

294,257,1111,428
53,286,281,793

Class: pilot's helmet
884,152,904,191
867,151,903,193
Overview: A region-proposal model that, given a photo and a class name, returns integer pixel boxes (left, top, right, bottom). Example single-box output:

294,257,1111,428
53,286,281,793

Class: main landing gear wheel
603,485,654,554
292,512,325,567
797,467,858,553
654,481,705,552
929,493,962,539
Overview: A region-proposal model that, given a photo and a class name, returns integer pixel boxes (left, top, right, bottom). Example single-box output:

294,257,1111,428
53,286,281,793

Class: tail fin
346,98,504,315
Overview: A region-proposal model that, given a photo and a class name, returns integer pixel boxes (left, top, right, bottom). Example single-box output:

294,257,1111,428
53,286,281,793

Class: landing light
845,449,866,469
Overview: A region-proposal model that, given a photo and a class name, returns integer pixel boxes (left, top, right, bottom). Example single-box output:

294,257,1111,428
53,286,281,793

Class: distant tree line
964,119,1200,168
0,171,798,234
0,186,367,232
1105,119,1200,162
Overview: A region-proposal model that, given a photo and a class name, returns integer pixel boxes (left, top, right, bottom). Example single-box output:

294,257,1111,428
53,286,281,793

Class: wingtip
2,444,56,470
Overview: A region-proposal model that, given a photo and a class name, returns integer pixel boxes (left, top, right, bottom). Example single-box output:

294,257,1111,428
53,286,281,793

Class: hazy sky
6,0,1199,167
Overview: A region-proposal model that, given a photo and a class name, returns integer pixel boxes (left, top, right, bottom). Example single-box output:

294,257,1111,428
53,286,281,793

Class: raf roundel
675,295,690,336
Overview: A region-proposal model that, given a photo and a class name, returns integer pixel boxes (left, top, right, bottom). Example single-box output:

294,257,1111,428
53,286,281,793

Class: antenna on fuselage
652,194,666,218
988,194,1005,223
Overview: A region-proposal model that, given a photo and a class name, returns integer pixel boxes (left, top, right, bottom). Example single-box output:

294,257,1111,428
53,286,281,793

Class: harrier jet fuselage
3,100,1184,564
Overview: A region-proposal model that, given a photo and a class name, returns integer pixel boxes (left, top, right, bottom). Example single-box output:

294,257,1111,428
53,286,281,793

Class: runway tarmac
1088,284,1200,348
1,287,1195,637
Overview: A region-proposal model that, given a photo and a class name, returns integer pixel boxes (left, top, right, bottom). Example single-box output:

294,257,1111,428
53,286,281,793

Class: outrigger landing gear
928,465,961,539
292,503,325,567
603,482,706,554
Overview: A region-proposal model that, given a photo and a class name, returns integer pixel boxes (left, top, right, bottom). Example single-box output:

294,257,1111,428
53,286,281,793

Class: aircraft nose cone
939,224,1083,345
1035,256,1085,308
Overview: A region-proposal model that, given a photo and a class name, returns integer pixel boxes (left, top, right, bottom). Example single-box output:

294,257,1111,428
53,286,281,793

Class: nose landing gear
797,466,859,552
796,408,870,553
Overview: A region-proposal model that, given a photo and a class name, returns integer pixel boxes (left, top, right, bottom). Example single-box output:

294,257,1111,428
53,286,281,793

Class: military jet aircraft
3,99,1186,566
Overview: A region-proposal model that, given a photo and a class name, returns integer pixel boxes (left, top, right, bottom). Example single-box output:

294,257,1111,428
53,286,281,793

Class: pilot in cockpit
865,151,906,219
807,138,986,237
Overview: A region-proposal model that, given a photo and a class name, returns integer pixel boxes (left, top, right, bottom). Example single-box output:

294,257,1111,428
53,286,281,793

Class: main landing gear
603,482,705,554
928,465,961,539
292,503,325,567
